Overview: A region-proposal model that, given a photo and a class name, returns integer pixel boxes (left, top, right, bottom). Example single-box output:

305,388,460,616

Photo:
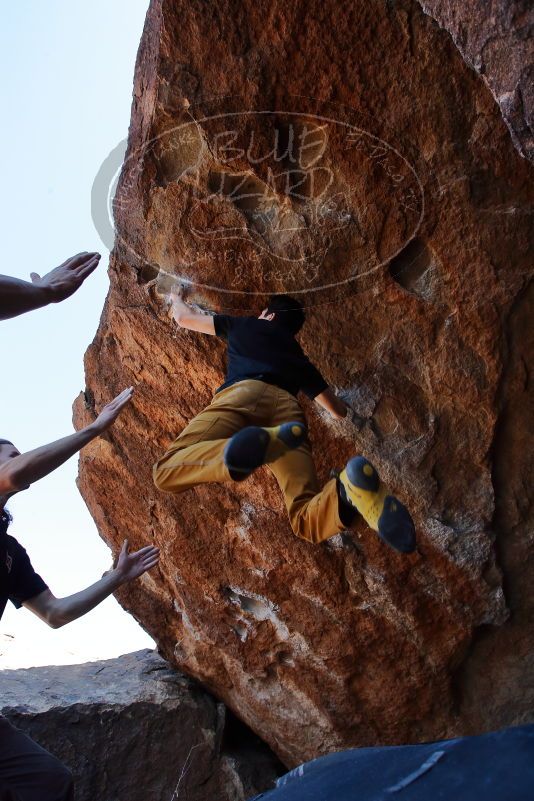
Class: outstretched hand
114,539,160,583
30,252,100,303
93,387,134,433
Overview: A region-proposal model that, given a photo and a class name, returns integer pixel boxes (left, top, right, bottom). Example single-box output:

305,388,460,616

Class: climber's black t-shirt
0,533,48,621
213,315,328,399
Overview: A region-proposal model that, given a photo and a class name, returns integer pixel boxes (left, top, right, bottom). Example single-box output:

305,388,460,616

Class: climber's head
258,294,306,335
0,439,19,467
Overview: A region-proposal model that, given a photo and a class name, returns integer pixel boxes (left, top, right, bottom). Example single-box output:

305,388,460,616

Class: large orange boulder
75,0,533,765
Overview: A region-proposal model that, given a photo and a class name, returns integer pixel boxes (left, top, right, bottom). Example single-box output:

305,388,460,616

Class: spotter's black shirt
213,315,328,400
0,533,48,621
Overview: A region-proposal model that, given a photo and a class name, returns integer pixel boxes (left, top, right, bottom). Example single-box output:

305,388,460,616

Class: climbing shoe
338,456,416,553
224,422,307,481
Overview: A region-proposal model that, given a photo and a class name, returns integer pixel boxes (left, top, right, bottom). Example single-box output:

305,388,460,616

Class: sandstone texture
0,650,281,801
75,0,533,766
419,0,533,161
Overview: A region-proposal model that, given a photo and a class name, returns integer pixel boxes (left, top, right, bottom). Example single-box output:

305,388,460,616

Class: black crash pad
249,724,534,801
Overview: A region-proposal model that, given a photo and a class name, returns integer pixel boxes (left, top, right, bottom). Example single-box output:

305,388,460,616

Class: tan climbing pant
153,379,345,544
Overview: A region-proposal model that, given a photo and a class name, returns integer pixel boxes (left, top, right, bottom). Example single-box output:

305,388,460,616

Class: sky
0,0,155,668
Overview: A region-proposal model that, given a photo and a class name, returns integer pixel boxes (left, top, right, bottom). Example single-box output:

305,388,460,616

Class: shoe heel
277,422,306,449
345,456,380,492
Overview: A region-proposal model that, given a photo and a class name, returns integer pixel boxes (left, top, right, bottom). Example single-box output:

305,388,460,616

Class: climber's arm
169,286,215,335
314,388,349,420
301,354,348,419
23,540,160,628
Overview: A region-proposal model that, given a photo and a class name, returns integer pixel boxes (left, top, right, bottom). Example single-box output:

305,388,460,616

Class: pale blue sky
0,0,154,666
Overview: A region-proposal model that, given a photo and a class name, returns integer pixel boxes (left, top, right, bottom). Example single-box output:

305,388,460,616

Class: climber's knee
285,479,346,544
152,460,180,493
288,506,331,545
288,515,315,544
152,462,166,491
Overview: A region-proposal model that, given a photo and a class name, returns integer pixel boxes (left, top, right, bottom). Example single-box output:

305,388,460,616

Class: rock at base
0,650,282,801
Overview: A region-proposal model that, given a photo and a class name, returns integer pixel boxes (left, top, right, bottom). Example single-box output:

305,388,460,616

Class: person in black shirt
153,290,415,553
0,391,159,801
0,506,158,801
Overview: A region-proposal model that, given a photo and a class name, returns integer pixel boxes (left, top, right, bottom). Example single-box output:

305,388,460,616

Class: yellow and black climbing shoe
338,456,416,553
224,422,307,481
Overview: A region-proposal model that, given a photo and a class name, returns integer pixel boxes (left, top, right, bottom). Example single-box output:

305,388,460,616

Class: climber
0,387,160,801
0,251,100,321
153,287,416,553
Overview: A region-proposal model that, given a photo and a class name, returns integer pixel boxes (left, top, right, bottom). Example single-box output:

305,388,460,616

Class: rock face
76,0,533,766
418,1,533,161
0,650,281,801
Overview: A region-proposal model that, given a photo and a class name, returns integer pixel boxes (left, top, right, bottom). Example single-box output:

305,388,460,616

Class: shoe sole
340,456,416,553
224,422,306,480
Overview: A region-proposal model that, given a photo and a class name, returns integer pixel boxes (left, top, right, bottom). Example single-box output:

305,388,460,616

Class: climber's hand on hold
344,406,366,430
93,387,134,434
334,389,368,430
170,283,184,304
314,388,349,420
169,284,216,335
168,283,190,319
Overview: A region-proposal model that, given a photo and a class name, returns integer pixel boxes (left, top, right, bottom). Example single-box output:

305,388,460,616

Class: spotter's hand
114,539,160,582
30,252,100,303
93,387,134,433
